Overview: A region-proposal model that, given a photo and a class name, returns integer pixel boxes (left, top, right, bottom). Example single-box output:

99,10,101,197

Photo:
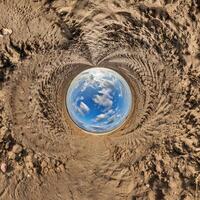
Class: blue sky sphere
66,67,132,134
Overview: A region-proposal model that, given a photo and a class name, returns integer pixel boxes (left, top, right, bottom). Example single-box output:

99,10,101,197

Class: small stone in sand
1,28,13,36
1,163,7,173
12,144,23,154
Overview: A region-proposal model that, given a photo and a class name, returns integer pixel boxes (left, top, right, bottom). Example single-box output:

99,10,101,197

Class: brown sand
0,0,200,199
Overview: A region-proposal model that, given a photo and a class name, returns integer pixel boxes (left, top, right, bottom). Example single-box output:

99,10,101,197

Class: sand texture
0,0,200,199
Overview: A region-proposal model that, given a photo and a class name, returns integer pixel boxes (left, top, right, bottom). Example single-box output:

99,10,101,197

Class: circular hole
66,67,132,134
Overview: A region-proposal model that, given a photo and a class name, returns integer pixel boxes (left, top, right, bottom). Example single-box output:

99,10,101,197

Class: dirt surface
0,0,200,199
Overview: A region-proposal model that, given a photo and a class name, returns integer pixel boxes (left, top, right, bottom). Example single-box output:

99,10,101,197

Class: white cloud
79,102,90,113
101,111,122,125
95,109,114,122
93,87,113,107
100,79,115,89
74,96,84,104
95,113,107,121
93,94,113,107
98,88,112,98
108,113,120,122
89,125,105,132
118,84,123,97
80,74,97,92
72,100,90,116
73,104,83,116
106,116,115,124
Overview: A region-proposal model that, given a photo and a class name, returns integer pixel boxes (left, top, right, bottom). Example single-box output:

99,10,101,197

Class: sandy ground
0,0,200,199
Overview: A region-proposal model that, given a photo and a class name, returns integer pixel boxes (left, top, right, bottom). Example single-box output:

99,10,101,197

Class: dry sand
0,0,200,199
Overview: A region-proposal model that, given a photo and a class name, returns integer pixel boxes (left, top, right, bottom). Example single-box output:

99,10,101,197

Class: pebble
0,162,7,173
181,138,194,152
8,151,16,160
41,160,48,168
12,144,23,154
5,142,11,150
57,164,65,172
173,142,184,154
0,28,12,36
43,167,49,174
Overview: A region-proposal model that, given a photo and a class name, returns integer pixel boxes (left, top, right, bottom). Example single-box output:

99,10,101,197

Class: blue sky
66,68,132,133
